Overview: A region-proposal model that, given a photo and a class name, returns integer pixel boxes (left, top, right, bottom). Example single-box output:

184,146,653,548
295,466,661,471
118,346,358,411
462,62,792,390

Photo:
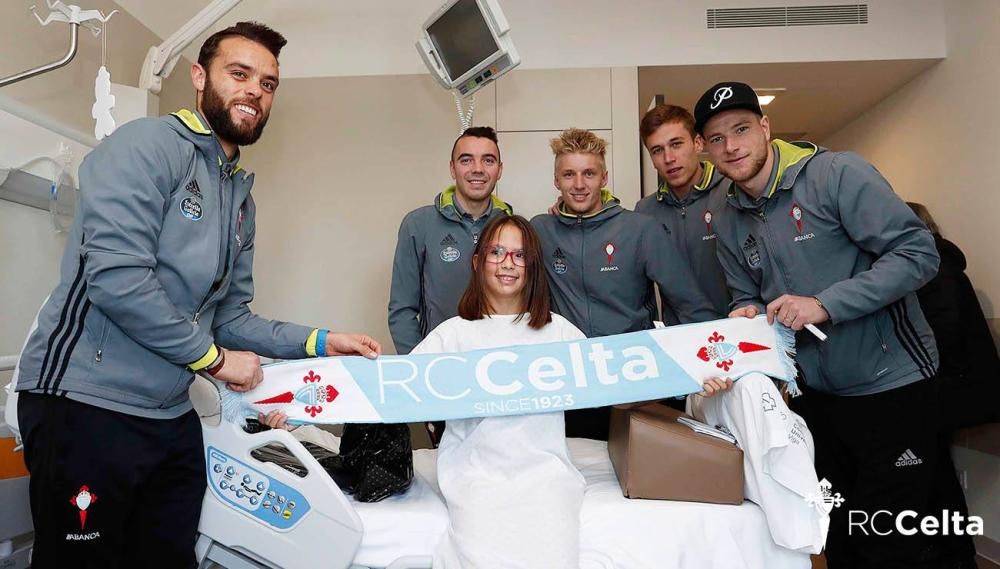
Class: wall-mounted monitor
417,0,520,97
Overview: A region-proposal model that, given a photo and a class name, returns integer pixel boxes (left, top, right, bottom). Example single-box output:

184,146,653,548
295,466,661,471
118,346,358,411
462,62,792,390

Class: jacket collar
436,186,513,223
168,109,244,175
556,189,623,225
727,139,819,210
656,161,723,206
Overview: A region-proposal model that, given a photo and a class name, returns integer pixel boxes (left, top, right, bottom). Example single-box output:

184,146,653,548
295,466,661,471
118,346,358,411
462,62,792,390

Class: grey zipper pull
95,350,102,363
193,312,201,324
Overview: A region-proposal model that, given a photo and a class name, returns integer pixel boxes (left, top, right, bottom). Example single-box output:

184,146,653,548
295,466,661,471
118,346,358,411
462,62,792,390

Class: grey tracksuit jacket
635,161,731,323
715,139,941,396
531,192,719,338
387,187,512,355
16,110,315,418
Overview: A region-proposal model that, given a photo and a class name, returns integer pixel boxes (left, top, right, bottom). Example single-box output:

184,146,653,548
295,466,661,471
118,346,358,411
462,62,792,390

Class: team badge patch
440,234,460,262
790,203,804,234
742,234,761,268
180,197,203,221
552,247,567,275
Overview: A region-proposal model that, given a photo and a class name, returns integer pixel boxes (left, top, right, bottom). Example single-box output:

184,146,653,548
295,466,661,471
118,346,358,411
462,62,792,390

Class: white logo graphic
710,86,733,110
441,246,460,263
806,478,845,515
704,211,713,224
895,449,924,467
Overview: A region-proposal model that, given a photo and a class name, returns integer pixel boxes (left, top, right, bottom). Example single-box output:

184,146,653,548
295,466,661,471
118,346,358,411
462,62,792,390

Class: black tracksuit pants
17,392,206,569
790,377,976,569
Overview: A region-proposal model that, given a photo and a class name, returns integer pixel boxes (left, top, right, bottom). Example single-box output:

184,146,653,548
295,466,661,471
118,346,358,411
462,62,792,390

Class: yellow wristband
305,329,320,357
189,344,220,371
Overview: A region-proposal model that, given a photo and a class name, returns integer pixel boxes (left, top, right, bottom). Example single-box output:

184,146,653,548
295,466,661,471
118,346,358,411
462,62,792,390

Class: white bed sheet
349,437,810,569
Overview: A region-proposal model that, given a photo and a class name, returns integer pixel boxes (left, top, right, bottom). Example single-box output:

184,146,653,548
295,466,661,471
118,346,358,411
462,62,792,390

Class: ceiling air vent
707,4,868,29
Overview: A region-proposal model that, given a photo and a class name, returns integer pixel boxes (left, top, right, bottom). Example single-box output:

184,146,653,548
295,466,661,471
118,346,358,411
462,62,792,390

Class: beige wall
822,0,1000,548
821,0,1000,320
237,67,639,356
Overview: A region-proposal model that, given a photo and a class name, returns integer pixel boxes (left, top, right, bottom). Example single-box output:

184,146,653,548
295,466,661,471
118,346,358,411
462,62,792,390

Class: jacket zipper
193,166,230,323
578,216,593,337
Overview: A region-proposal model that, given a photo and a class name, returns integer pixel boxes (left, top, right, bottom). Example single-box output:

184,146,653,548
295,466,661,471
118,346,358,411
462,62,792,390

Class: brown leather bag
608,403,744,504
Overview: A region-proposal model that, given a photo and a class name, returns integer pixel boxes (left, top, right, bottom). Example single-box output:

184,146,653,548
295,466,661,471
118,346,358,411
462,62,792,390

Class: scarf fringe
773,322,801,397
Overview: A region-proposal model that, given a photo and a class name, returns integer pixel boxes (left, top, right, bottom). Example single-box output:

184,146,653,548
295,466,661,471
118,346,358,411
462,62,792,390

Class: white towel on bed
411,314,587,569
688,372,827,554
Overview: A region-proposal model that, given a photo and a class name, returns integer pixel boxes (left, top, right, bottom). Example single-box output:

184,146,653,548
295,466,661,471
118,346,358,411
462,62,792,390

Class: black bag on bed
321,423,414,503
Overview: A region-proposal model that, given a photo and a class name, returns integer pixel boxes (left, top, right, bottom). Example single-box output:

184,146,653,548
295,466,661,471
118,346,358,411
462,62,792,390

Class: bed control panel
206,446,311,530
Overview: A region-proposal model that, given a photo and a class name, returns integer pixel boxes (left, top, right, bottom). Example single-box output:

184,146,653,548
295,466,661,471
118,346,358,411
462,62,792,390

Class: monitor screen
427,0,499,81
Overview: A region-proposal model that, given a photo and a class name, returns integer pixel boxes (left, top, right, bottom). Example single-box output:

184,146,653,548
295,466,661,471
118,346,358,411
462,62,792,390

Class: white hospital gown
411,313,587,569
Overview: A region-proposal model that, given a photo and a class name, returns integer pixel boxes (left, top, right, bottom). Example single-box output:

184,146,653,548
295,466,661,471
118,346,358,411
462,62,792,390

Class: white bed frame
196,418,432,569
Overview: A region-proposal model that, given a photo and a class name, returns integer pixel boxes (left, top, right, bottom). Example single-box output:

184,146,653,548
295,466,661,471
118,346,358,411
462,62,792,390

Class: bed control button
263,500,272,508
226,466,235,476
213,464,222,473
256,482,266,491
271,505,280,513
267,491,276,499
219,480,229,490
277,496,286,504
249,496,258,505
287,501,296,509
242,475,252,484
236,490,245,499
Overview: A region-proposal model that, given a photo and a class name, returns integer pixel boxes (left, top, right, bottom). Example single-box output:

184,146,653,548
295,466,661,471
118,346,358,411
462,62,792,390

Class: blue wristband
316,329,329,358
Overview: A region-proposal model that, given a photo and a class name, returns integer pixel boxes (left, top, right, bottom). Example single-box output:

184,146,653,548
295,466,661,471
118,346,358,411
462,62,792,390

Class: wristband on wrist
316,329,329,358
206,350,226,377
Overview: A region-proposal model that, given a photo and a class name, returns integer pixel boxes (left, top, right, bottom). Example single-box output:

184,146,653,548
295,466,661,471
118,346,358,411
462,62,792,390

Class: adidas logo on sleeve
895,449,924,467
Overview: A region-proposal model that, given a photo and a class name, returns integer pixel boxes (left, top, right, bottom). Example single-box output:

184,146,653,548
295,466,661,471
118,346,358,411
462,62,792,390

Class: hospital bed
196,409,811,568
4,373,812,569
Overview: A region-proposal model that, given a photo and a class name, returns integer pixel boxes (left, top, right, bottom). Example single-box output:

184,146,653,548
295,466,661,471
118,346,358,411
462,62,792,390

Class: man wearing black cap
695,82,974,569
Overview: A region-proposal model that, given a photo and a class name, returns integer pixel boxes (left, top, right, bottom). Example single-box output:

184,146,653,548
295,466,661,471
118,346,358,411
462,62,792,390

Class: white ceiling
116,0,943,140
116,0,947,79
638,59,940,142
116,0,447,77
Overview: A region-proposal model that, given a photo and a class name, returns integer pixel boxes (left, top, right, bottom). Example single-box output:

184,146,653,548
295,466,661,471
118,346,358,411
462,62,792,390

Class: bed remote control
206,446,311,530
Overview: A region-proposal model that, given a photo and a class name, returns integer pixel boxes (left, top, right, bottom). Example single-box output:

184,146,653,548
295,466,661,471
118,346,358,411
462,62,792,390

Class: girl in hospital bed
262,214,586,566
257,214,730,566
410,214,587,569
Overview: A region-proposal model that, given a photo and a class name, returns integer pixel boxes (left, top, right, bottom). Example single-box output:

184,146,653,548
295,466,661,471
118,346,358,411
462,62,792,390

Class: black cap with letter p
694,82,762,134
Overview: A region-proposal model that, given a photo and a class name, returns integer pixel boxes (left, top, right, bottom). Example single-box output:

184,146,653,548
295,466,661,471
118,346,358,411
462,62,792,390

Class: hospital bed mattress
348,438,810,569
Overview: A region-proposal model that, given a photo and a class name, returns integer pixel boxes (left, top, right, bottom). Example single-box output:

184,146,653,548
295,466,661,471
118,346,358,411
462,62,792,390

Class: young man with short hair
635,104,731,322
698,81,970,569
388,126,513,443
531,128,720,440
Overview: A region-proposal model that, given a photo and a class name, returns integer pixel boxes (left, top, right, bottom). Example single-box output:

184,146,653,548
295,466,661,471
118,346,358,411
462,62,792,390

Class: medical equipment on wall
139,0,243,94
1,2,119,141
0,143,77,232
417,0,520,98
417,0,521,132
0,1,109,89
